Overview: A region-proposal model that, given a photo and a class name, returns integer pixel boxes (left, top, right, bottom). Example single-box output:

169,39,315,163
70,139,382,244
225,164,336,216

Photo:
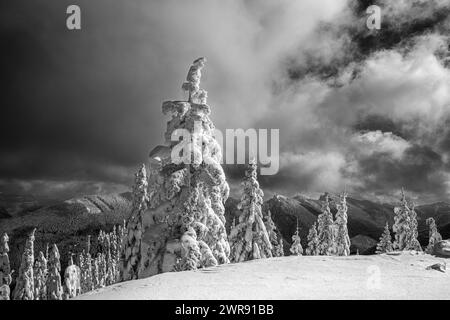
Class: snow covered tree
392,189,422,251
33,251,47,300
64,255,81,299
0,233,12,300
426,217,442,254
92,257,100,289
264,210,284,257
110,226,121,281
289,219,303,256
79,236,93,293
46,244,62,300
0,233,11,286
105,242,115,286
306,222,320,255
408,203,422,251
376,223,393,254
13,228,35,300
334,192,351,256
139,57,230,276
317,195,335,255
228,160,272,262
122,164,148,281
97,253,107,288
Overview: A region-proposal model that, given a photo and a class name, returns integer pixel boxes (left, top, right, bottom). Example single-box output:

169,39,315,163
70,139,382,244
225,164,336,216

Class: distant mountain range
0,193,132,274
1,191,449,273
225,193,450,254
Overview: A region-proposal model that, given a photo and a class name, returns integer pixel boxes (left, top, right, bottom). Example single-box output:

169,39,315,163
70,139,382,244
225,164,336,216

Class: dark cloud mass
1,0,450,203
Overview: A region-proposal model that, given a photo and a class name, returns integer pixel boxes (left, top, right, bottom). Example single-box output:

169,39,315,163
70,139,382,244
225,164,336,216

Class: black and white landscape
1,0,450,301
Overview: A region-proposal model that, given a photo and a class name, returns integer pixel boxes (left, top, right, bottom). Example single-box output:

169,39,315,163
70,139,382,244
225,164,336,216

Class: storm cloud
1,0,450,203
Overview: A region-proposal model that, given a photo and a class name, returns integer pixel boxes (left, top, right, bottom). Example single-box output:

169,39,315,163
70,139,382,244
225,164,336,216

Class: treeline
0,224,125,300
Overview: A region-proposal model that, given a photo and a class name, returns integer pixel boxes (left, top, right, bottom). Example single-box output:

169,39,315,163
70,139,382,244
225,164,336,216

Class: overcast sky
1,0,450,204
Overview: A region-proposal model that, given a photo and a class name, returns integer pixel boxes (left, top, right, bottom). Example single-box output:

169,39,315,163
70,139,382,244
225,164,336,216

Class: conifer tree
111,226,120,281
79,236,94,293
45,243,49,260
334,192,351,256
122,164,148,281
264,210,284,257
143,58,230,275
392,189,422,251
46,244,62,300
0,233,12,300
33,251,47,300
426,217,442,254
228,160,272,262
84,236,93,291
13,228,35,300
105,239,115,286
98,253,107,288
63,254,80,299
317,195,335,255
289,219,303,256
0,233,11,286
92,258,100,289
306,222,320,255
376,223,393,254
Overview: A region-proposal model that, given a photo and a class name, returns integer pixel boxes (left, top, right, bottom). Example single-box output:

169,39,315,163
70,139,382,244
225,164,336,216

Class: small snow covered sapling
376,223,393,254
289,219,303,256
425,217,442,254
306,222,320,256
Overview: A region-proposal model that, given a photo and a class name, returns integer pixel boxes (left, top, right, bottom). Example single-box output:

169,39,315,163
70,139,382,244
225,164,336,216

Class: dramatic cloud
1,0,450,203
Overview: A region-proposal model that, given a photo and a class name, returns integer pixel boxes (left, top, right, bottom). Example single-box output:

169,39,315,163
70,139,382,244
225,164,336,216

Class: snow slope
77,252,450,300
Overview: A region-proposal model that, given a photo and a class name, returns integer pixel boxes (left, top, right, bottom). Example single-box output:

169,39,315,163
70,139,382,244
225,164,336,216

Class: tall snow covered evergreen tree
0,233,11,300
13,228,35,300
92,257,100,289
317,195,335,255
0,233,11,286
376,223,393,254
425,217,442,253
306,222,320,255
33,251,47,300
79,236,93,293
46,244,62,300
392,189,422,251
228,159,272,262
334,192,351,256
139,57,230,276
264,210,284,257
289,219,303,256
122,164,148,280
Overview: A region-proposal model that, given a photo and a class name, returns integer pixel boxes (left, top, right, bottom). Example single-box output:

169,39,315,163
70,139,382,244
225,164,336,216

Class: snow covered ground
77,252,449,300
